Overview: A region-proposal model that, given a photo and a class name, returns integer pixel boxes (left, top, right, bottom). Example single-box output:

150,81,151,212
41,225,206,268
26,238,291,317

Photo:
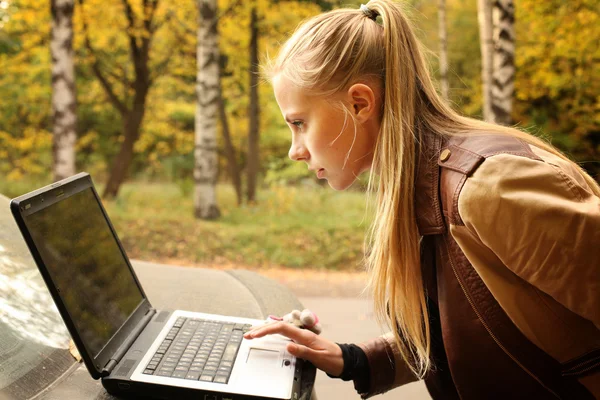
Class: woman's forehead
273,75,310,109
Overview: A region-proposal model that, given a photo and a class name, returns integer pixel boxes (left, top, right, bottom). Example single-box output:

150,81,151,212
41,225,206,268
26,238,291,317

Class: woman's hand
243,321,343,377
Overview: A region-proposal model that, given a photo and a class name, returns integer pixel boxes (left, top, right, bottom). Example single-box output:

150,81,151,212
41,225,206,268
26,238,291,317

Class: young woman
243,0,600,398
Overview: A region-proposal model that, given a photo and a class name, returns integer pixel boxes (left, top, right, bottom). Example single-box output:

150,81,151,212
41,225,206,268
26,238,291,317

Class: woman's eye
292,120,304,129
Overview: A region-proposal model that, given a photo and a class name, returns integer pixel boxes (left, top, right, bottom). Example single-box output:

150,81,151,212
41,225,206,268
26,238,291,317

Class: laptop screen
22,187,144,358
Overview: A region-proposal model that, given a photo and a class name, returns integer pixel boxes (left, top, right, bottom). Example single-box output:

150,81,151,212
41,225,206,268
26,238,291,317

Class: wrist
326,343,370,384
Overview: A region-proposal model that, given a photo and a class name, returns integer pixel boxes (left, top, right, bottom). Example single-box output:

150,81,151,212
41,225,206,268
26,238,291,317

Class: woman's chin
327,176,355,191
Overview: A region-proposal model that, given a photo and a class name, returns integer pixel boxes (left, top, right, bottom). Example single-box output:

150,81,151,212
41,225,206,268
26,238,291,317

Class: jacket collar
415,132,446,236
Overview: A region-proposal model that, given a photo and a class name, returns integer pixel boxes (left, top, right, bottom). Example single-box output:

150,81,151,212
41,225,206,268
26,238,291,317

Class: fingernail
288,343,297,352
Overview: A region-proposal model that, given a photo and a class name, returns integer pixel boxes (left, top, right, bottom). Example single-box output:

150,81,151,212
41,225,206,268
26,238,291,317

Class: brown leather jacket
357,133,600,399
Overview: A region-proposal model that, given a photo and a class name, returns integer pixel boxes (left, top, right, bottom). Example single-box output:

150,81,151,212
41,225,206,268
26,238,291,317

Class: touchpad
246,348,280,367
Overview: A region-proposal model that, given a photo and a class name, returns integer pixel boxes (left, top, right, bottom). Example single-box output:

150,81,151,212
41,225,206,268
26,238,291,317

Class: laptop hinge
102,308,157,376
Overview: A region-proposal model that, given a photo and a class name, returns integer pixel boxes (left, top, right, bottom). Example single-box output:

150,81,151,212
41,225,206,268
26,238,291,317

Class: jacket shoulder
438,134,542,226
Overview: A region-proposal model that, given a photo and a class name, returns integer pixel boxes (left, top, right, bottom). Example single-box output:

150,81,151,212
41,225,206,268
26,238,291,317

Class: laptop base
102,357,307,400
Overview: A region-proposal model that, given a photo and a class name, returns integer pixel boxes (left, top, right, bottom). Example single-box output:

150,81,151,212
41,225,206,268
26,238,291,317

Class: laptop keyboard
142,317,252,384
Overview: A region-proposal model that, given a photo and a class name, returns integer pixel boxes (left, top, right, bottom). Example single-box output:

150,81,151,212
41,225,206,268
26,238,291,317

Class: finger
244,321,315,344
244,321,275,336
286,342,319,360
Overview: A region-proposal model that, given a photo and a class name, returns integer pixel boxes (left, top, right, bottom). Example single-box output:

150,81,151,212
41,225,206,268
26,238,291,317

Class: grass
40,181,372,271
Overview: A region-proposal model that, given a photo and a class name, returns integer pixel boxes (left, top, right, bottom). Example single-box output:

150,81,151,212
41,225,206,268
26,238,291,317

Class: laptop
10,172,303,400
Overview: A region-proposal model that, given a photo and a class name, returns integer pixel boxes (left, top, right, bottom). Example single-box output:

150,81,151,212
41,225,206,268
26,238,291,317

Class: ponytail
363,0,431,377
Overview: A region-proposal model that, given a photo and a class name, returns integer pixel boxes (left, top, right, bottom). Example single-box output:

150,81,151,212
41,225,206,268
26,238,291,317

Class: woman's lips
317,168,325,179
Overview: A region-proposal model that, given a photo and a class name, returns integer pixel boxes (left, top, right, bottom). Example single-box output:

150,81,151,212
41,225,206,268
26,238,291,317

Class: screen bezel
10,172,152,379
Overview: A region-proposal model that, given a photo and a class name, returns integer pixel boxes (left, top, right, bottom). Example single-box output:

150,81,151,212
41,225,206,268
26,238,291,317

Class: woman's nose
288,141,309,161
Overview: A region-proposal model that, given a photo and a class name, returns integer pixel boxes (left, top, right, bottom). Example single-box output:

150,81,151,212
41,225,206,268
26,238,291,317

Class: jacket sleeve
457,153,600,330
356,332,418,398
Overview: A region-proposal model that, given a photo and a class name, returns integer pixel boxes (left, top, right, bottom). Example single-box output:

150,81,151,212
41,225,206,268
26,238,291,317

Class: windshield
0,194,74,400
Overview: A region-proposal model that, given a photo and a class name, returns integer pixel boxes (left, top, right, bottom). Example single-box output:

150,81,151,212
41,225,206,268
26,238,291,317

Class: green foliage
0,0,597,185
514,0,600,178
264,158,315,186
0,0,52,181
100,181,369,270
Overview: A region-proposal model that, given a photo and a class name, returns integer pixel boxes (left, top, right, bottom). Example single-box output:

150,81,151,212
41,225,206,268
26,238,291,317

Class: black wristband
326,343,370,394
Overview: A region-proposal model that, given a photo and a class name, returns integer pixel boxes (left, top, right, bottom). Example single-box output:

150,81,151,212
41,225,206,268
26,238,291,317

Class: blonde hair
265,0,600,378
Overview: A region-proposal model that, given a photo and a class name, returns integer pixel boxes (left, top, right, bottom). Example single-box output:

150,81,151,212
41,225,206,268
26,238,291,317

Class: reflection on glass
0,195,71,393
23,188,144,358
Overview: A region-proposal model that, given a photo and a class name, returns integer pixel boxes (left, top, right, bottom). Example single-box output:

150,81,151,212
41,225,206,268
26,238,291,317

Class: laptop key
156,370,173,377
199,374,214,382
222,343,238,361
214,376,228,384
185,371,201,380
172,371,187,379
143,369,155,375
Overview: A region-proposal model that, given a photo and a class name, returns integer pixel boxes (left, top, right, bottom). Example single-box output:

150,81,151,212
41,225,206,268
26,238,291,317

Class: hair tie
360,4,378,21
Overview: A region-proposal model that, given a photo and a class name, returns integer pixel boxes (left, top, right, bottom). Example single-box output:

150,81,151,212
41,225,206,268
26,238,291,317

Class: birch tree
194,0,221,219
51,0,76,181
437,0,449,101
477,0,493,121
491,0,515,125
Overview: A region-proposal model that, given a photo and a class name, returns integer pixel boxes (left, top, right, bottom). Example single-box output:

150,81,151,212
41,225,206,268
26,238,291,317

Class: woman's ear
347,83,376,123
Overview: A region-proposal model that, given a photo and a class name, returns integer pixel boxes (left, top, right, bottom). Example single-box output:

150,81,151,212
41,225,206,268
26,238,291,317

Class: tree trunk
82,0,159,199
103,95,147,198
194,0,221,219
218,79,243,206
51,0,77,182
437,0,449,101
491,0,515,125
477,0,493,121
246,5,260,203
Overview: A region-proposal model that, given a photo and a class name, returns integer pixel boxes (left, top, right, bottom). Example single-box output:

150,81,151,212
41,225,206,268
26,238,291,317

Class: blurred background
0,0,598,273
